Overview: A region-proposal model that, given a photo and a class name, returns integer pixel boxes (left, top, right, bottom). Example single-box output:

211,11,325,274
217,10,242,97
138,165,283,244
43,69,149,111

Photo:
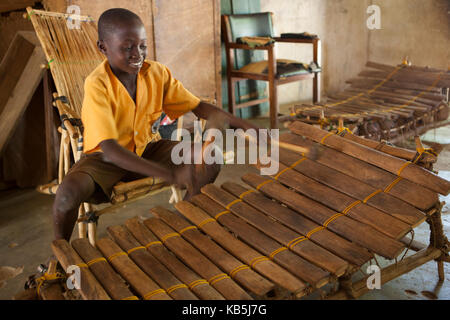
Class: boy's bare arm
192,101,261,131
99,139,176,182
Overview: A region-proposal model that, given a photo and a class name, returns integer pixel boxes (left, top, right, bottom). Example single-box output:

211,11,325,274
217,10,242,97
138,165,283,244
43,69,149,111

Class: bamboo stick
199,185,349,276
220,182,373,266
288,121,450,195
71,238,138,300
107,225,198,300
241,173,405,260
111,183,165,204
279,132,439,210
188,194,332,288
173,201,309,297
36,182,59,195
51,239,110,300
77,205,86,239
150,207,276,296
124,217,225,300
277,149,426,226
113,176,165,195
96,237,172,300
142,217,253,300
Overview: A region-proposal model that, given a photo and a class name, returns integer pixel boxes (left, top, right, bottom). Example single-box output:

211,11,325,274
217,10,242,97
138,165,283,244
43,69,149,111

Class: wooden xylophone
42,122,449,300
282,61,450,143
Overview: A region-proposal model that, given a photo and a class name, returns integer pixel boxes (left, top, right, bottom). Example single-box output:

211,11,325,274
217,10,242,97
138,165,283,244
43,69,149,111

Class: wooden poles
279,132,439,211
172,201,309,297
124,217,225,300
51,239,110,300
289,121,450,195
150,207,275,296
241,173,405,260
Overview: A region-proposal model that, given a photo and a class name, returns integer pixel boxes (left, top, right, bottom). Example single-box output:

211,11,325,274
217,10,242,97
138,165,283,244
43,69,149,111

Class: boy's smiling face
97,20,148,76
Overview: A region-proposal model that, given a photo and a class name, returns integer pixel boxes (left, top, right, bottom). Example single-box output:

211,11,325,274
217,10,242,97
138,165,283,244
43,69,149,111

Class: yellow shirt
81,59,200,156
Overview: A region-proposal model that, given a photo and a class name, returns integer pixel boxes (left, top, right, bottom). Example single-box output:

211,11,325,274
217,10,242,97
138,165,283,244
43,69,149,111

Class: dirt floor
0,114,449,300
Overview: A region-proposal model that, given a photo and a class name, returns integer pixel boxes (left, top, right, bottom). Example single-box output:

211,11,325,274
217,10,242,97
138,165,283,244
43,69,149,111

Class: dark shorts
67,139,180,203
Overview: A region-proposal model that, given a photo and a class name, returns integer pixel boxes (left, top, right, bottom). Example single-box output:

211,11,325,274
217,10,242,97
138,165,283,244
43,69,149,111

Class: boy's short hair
98,8,143,40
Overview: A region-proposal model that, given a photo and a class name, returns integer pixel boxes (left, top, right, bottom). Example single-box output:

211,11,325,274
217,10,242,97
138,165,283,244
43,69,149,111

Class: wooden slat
241,173,405,260
150,207,275,296
221,182,373,266
51,239,110,300
124,217,225,300
143,217,253,300
269,162,412,239
277,149,426,227
199,184,349,276
95,238,171,300
173,201,309,298
71,238,137,300
289,121,450,196
279,132,439,210
190,194,332,288
0,32,45,155
107,225,198,300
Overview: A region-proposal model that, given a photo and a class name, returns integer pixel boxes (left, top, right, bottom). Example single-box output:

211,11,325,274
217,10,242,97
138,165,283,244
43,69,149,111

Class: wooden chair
27,7,195,245
222,12,321,128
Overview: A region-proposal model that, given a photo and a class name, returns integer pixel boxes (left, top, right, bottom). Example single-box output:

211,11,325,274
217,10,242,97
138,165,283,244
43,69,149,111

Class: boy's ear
97,40,107,55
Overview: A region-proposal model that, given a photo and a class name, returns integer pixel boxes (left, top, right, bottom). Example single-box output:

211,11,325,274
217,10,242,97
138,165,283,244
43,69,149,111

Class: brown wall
42,0,221,102
260,0,370,105
260,0,448,106
43,0,156,59
368,0,449,70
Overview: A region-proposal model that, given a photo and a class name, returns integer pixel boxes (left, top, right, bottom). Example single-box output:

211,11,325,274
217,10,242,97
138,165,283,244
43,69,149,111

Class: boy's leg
52,153,128,241
52,172,96,241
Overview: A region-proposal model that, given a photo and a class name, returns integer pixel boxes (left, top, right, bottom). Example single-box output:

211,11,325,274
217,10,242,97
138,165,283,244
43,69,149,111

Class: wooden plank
199,184,349,276
241,173,405,260
289,121,450,196
277,149,426,227
279,132,439,210
268,162,413,239
190,193,332,288
143,217,253,300
150,207,276,296
124,217,225,300
0,32,45,155
173,201,309,297
96,237,172,300
71,238,138,300
221,182,373,266
51,239,110,300
327,248,442,300
107,225,198,300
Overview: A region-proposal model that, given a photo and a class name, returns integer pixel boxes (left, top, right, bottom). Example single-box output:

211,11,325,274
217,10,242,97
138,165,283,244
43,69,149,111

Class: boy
52,8,261,241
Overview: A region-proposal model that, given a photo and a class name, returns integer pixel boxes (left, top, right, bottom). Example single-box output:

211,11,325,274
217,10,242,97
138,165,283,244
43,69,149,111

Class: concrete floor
0,114,449,300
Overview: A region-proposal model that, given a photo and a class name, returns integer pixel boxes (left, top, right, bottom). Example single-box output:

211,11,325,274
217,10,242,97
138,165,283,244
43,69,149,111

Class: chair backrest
27,8,104,117
224,12,274,43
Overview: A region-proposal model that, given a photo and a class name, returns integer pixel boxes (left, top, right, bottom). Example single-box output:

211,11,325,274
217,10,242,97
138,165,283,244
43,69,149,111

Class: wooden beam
326,247,443,299
0,32,45,156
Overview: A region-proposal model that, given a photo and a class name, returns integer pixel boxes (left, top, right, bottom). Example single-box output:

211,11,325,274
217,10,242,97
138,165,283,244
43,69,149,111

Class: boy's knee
53,173,94,213
54,185,81,213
